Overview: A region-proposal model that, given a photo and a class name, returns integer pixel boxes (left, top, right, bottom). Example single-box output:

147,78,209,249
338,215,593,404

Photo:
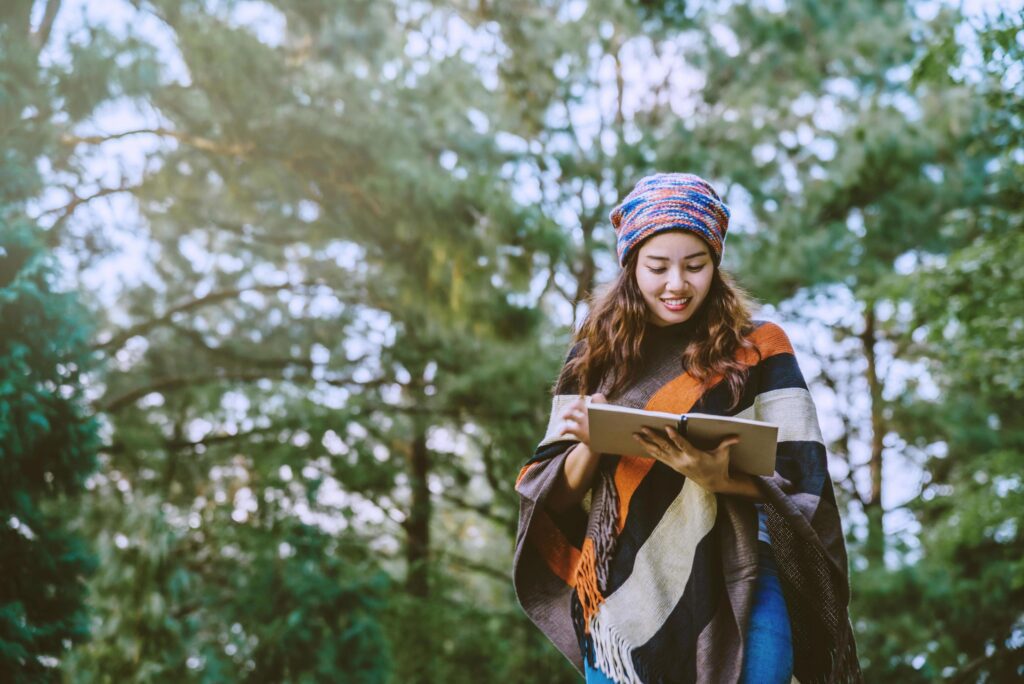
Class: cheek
696,272,714,298
635,271,659,296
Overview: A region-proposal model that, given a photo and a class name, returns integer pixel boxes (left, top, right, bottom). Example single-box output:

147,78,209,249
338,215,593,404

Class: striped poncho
513,320,861,683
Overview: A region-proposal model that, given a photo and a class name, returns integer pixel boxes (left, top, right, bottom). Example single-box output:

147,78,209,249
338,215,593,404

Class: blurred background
1,0,1022,681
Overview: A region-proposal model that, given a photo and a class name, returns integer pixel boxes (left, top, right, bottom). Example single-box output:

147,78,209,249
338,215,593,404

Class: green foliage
6,0,1022,681
901,230,1024,399
383,573,579,684
850,10,1024,681
0,224,99,678
0,5,159,677
55,25,161,120
42,0,565,679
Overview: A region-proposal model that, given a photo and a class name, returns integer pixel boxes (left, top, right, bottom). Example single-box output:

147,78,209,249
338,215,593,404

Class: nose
666,267,687,292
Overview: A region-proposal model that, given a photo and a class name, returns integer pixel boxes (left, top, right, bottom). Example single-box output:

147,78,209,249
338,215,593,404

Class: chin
650,311,690,327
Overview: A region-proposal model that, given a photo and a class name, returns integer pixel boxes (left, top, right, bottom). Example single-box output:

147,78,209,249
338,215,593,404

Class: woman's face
634,231,714,327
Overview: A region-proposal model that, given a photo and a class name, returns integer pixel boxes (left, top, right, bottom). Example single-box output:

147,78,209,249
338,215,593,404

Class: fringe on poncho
512,320,862,684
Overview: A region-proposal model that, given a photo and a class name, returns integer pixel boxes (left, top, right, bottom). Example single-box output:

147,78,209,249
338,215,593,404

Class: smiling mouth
661,297,692,310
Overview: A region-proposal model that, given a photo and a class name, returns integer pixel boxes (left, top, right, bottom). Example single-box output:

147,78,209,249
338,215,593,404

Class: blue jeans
583,543,792,683
584,655,617,684
739,542,793,684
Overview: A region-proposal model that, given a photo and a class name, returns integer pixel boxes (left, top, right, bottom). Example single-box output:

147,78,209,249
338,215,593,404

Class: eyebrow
644,250,708,261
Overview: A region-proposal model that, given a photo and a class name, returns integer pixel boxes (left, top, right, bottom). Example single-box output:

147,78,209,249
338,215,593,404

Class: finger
664,426,690,451
632,431,661,451
639,427,670,448
632,429,652,444
632,433,665,460
714,435,741,451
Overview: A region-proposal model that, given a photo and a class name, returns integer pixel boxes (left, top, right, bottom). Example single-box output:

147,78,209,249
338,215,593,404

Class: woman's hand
558,393,607,445
632,426,740,494
547,393,608,513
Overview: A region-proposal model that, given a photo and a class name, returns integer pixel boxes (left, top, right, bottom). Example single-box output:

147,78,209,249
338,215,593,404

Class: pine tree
0,8,102,670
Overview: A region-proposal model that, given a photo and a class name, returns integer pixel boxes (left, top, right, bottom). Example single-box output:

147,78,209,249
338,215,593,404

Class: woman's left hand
632,426,740,493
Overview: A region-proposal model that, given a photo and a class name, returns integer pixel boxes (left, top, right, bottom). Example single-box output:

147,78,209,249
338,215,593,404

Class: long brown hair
566,250,762,411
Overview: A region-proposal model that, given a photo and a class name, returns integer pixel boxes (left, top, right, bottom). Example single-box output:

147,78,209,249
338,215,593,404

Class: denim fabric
584,653,618,684
755,502,772,544
739,542,793,684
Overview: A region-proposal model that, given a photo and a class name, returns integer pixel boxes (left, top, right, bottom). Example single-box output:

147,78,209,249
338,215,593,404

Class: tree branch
948,642,1021,684
479,440,503,503
816,363,868,508
105,425,282,455
168,321,315,372
40,183,139,246
61,128,254,157
208,219,307,246
61,132,386,225
94,281,318,353
99,371,273,414
99,367,395,415
30,0,62,52
440,551,512,583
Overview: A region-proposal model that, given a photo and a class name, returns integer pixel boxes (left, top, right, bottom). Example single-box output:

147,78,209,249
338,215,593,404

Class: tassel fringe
575,539,603,633
590,607,643,684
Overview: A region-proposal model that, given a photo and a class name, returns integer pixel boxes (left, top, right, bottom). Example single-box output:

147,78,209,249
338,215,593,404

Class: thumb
591,393,608,404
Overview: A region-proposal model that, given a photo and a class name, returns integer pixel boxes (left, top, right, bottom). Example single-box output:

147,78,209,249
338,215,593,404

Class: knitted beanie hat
610,172,730,267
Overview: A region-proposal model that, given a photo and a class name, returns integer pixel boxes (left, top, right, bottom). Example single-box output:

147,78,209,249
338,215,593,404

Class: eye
647,267,667,274
687,264,706,273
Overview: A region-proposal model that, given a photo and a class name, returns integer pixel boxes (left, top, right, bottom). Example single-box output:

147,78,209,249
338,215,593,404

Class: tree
849,9,1024,680
23,0,1022,680
0,5,102,675
49,1,567,680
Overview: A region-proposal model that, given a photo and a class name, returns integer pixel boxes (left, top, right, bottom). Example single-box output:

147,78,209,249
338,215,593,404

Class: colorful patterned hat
610,173,730,267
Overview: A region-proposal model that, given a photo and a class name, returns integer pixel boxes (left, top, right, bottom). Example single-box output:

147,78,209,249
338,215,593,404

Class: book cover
586,403,778,476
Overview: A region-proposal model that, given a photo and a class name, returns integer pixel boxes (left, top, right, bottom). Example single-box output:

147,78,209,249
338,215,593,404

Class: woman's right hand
548,393,608,513
558,393,607,445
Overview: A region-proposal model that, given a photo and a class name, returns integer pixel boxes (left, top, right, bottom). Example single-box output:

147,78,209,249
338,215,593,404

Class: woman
512,174,860,684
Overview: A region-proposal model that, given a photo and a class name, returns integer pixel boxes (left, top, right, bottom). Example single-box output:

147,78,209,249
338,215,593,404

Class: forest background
2,0,1022,682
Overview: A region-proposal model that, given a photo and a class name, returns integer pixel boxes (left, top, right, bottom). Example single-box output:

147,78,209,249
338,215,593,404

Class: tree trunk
403,408,433,684
404,421,431,598
861,303,885,564
573,224,596,314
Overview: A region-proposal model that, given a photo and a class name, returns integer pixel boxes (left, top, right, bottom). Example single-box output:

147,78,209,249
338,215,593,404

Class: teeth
663,298,691,305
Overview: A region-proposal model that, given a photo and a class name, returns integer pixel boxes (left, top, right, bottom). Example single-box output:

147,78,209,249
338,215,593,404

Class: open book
587,402,778,476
